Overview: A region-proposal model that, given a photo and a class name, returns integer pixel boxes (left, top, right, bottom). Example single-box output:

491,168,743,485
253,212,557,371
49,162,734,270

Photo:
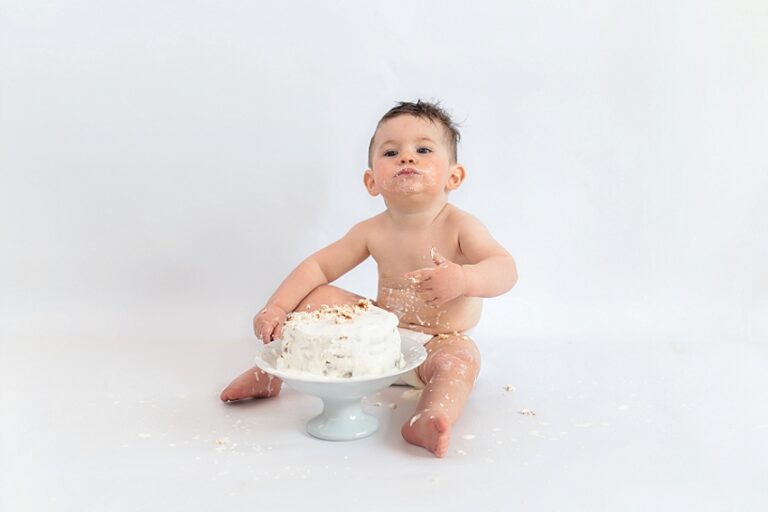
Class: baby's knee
427,349,480,380
297,285,364,312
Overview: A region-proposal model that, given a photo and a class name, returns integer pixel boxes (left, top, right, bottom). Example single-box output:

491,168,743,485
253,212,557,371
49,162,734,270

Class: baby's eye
383,150,398,157
417,147,432,154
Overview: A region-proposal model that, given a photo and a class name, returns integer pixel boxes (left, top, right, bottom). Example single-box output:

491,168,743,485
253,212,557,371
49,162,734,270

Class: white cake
276,300,405,378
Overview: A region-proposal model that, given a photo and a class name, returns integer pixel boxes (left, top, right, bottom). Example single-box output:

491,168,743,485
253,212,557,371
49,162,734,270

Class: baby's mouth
395,167,420,177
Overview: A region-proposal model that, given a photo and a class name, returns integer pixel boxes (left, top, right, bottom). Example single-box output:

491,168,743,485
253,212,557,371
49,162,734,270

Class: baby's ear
363,169,380,196
446,164,466,191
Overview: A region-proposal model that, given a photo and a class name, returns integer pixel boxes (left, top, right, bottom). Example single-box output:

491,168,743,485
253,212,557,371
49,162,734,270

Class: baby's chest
367,229,462,272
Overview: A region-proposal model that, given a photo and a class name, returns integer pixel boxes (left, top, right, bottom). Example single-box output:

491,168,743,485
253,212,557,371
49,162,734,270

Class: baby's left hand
405,248,467,307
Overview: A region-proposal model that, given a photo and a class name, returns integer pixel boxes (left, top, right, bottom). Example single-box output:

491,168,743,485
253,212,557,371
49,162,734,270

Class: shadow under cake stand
254,338,427,441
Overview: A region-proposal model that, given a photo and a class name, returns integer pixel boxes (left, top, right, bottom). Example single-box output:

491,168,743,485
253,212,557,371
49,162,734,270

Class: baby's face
366,115,462,201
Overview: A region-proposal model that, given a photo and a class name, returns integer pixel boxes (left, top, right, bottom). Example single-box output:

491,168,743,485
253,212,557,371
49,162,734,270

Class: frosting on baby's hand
254,304,288,343
404,248,466,307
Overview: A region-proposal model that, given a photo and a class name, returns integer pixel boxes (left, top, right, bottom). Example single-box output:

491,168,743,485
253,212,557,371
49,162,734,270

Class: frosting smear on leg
400,333,480,457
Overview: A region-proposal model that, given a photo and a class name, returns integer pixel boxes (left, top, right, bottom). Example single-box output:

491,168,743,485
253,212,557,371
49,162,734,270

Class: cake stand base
307,397,379,441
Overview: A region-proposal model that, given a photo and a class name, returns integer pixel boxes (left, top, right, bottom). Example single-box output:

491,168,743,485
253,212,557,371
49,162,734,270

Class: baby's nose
399,153,416,163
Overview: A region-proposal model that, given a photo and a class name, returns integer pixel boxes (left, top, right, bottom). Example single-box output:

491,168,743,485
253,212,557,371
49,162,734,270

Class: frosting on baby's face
364,115,465,201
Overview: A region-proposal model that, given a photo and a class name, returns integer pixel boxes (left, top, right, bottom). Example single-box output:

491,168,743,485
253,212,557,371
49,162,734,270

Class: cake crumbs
287,300,372,325
518,409,536,416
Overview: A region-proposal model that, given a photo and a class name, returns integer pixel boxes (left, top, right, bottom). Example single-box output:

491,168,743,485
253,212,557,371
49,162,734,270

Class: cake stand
254,338,427,441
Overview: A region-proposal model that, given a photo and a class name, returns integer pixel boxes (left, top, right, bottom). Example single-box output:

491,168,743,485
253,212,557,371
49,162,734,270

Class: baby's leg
401,333,481,457
220,285,367,402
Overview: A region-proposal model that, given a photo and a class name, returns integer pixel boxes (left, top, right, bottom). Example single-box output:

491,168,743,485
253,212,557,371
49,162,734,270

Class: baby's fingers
416,290,440,305
405,273,421,284
414,288,431,299
405,270,432,284
413,281,433,292
253,315,263,333
430,247,448,267
273,321,284,341
258,325,273,344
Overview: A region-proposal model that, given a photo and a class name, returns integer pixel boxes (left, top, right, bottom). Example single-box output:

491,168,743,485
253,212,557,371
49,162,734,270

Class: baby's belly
375,285,482,335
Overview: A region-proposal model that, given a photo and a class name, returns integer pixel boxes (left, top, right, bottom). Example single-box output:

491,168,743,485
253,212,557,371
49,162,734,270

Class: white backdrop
2,1,767,510
2,1,766,345
2,0,766,344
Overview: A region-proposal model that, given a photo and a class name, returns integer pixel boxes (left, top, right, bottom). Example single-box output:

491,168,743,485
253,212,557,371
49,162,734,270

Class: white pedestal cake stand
254,338,427,441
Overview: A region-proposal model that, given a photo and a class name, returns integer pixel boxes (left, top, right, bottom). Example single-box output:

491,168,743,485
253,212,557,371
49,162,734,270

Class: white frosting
276,301,405,378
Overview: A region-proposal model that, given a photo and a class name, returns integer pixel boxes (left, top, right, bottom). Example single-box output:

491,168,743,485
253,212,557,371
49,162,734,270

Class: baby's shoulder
347,211,388,236
442,203,485,231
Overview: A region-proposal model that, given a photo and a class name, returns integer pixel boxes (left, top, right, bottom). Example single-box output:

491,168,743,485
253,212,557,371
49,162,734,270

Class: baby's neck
385,199,450,229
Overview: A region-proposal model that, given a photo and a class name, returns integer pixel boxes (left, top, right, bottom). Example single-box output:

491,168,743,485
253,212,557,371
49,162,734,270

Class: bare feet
220,367,282,402
401,411,451,457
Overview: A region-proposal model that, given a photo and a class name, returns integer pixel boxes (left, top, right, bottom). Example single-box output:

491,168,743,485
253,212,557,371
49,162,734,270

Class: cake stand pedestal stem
306,397,379,441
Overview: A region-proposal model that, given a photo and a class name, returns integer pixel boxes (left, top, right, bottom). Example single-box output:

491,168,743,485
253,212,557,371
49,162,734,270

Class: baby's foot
401,410,451,458
220,367,281,402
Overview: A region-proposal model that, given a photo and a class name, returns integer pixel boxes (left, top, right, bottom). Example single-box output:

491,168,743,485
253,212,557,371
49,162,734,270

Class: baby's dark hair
368,100,461,168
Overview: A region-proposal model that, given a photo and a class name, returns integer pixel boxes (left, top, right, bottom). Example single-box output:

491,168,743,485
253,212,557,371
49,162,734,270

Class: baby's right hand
253,304,288,343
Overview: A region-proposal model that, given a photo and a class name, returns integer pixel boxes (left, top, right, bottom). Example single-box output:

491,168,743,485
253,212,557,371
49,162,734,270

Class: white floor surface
2,325,768,511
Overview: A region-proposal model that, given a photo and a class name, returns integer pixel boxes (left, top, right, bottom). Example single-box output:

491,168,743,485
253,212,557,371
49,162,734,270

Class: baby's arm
254,221,370,341
406,214,517,306
457,215,518,298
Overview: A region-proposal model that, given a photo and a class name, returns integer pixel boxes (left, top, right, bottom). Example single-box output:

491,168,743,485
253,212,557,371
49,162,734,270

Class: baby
221,100,518,457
